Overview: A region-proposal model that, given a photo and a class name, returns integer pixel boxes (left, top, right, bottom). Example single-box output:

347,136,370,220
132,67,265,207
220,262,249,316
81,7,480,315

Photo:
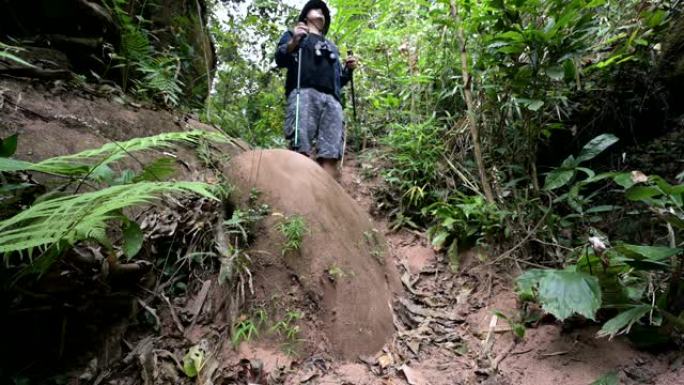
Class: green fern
0,42,35,68
0,130,233,177
134,56,185,107
0,181,221,260
121,25,153,62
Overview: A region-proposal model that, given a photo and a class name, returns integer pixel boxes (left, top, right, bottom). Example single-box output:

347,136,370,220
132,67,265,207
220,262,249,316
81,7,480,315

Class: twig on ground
161,293,185,334
481,314,498,358
137,298,161,330
187,279,212,332
492,340,517,370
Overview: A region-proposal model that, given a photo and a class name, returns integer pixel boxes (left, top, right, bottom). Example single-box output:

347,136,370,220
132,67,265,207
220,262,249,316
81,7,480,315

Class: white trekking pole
294,46,303,149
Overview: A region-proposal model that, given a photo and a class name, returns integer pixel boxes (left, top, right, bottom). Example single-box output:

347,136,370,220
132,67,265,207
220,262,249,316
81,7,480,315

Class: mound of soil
225,149,400,359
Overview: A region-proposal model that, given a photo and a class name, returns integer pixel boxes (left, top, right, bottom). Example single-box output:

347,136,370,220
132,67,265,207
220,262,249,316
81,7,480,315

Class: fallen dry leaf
400,364,427,385
378,353,394,369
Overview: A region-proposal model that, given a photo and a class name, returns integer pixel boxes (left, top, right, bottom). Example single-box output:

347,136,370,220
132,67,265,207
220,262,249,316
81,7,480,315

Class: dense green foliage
103,0,214,108
205,0,683,342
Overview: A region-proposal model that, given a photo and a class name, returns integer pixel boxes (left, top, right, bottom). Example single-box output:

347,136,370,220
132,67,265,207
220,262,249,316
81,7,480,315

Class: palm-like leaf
0,130,233,177
0,181,221,259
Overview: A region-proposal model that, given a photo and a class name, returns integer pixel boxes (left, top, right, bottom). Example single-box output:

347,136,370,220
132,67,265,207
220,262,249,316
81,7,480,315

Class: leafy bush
104,0,193,108
381,119,449,211
424,195,507,269
518,170,684,341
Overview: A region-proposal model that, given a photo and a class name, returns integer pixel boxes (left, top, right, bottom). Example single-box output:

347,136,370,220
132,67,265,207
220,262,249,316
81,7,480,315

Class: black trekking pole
341,50,357,168
348,49,357,122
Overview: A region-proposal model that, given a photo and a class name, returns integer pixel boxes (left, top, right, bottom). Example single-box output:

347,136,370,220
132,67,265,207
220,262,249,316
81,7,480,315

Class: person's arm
275,23,309,68
275,31,294,68
340,63,352,88
340,56,358,88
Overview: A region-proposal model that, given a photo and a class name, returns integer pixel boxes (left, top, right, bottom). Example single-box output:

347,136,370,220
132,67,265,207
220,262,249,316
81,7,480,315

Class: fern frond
121,25,152,62
134,56,185,107
0,42,35,68
0,181,221,258
0,130,233,177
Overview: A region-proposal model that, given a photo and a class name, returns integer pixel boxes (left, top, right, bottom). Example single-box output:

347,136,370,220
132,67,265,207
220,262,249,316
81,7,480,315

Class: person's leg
284,89,316,156
315,93,345,180
317,158,339,179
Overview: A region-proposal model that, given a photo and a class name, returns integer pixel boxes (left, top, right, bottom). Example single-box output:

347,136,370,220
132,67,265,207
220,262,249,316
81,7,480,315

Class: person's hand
345,55,359,70
293,22,309,43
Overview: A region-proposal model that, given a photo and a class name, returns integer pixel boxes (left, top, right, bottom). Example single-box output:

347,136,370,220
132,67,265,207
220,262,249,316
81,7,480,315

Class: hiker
274,0,358,178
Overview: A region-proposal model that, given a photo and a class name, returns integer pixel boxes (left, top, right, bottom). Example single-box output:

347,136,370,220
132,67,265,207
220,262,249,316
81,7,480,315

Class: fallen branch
161,293,185,335
492,340,516,370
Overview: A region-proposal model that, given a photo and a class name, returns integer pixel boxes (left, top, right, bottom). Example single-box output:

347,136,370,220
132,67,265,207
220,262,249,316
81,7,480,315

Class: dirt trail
228,154,683,385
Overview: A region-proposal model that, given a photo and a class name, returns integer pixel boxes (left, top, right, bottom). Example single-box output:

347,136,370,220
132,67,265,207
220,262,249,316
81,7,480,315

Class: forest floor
164,154,684,385
225,154,683,385
2,78,683,385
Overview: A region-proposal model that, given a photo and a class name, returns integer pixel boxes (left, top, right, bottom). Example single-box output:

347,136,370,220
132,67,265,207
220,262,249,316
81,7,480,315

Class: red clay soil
225,149,401,360
0,77,244,176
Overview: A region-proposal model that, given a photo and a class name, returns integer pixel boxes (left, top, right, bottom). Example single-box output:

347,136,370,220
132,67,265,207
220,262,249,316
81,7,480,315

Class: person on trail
274,0,358,178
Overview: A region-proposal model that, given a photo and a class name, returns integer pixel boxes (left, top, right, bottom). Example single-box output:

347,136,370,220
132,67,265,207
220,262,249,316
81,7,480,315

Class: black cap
298,0,331,35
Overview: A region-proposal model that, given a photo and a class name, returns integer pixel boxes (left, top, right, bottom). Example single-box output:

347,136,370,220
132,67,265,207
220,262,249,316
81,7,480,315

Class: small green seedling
270,310,304,355
327,265,347,281
276,215,309,255
493,310,526,341
231,318,259,347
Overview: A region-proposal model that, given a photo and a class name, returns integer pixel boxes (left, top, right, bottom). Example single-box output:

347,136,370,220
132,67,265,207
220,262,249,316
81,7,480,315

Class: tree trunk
450,0,495,204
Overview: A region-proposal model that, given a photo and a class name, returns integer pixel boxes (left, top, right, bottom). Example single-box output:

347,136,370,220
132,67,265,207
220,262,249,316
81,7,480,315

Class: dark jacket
275,30,352,102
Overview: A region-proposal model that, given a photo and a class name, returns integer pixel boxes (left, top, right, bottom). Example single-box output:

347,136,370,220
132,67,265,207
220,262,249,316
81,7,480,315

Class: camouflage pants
285,88,344,159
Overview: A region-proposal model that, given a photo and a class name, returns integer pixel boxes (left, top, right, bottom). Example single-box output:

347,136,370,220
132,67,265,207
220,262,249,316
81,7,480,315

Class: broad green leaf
597,305,651,339
663,211,684,230
516,269,550,301
0,134,18,157
624,186,661,202
512,323,526,339
537,270,602,321
590,372,619,385
577,167,596,179
576,252,630,305
613,172,635,189
122,220,144,259
614,244,681,261
544,169,575,190
496,31,524,42
577,134,619,163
